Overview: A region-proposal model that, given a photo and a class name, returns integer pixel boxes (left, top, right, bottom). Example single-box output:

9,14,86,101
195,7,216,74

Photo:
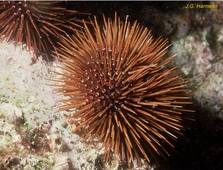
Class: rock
172,33,215,86
0,103,23,125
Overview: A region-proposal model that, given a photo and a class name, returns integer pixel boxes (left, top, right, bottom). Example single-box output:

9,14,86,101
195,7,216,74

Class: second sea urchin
0,1,81,60
54,15,193,166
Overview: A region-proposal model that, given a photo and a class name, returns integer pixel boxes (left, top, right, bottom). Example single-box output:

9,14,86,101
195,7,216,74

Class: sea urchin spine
54,15,193,166
0,1,81,60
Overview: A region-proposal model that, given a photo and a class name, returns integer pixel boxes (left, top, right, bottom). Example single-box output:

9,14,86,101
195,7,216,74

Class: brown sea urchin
54,15,193,166
0,1,80,60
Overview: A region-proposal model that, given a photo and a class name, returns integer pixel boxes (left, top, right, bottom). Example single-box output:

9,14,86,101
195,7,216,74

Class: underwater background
0,1,223,170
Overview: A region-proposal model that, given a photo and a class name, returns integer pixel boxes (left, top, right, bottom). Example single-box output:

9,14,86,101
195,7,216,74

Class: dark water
65,1,189,37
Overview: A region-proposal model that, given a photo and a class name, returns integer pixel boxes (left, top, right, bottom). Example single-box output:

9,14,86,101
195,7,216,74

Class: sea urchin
0,1,81,60
54,15,193,166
